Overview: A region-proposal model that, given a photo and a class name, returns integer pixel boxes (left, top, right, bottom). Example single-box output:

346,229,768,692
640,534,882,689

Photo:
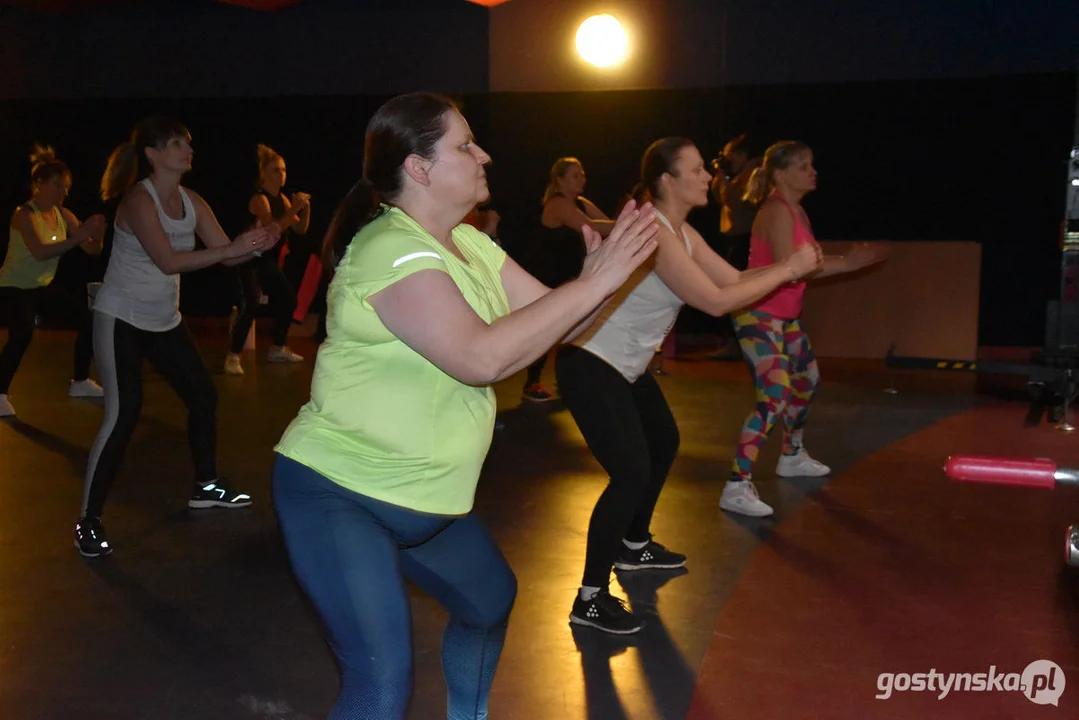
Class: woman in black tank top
521,157,616,402
224,144,311,375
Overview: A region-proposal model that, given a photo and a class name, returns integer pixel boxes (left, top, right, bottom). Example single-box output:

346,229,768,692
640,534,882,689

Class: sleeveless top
531,193,588,288
747,193,815,319
573,210,691,383
534,224,585,288
250,188,289,263
255,188,289,235
0,202,68,290
93,178,197,332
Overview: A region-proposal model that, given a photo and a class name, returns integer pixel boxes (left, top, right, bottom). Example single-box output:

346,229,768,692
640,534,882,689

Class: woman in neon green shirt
273,92,659,719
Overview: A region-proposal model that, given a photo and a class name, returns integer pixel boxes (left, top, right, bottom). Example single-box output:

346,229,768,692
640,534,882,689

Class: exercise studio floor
2,328,1078,720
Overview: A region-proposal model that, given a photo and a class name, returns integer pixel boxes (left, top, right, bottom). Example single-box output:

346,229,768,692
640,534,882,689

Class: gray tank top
573,210,691,382
93,178,197,332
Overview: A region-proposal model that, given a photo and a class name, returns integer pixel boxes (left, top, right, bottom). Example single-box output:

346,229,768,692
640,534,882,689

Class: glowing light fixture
575,14,628,68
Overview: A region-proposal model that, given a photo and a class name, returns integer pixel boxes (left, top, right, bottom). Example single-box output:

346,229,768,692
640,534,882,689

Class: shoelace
644,540,671,554
593,589,632,614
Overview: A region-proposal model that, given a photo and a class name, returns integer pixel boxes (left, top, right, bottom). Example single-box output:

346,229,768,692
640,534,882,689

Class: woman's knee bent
456,563,517,632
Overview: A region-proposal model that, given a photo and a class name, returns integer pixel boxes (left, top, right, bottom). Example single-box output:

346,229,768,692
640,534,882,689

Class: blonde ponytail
542,157,581,205
28,143,68,186
29,143,56,172
742,166,771,206
257,143,282,179
743,140,812,206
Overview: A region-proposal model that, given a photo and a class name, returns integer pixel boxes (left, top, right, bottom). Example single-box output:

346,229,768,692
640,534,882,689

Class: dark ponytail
321,179,383,271
101,116,190,201
321,92,458,275
633,137,695,204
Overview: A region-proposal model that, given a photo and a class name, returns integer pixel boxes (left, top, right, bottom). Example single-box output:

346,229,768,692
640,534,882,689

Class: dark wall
0,0,490,99
486,73,1076,347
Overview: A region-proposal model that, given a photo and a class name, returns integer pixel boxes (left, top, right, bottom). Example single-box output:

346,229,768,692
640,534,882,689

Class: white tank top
573,210,691,382
93,179,197,332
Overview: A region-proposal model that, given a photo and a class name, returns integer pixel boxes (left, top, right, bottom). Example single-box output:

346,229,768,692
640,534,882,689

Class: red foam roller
944,455,1057,489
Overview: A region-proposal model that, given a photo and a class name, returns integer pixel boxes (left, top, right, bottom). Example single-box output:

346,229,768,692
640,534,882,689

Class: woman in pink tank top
725,141,886,518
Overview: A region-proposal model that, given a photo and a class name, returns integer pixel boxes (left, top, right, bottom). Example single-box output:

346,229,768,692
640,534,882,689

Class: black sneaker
613,539,686,571
569,588,643,635
74,516,113,558
188,479,252,509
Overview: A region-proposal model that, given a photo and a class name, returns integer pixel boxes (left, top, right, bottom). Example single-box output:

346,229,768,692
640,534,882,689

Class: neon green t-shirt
274,205,510,515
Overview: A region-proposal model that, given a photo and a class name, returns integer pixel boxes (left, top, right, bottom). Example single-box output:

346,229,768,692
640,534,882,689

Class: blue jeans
272,455,517,719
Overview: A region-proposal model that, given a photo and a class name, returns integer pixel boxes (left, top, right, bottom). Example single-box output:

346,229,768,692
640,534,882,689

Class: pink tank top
746,194,815,319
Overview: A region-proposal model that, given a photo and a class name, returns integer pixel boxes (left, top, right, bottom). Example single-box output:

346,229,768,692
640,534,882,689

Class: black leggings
525,353,547,387
82,313,218,518
555,345,680,588
0,284,93,394
229,256,297,353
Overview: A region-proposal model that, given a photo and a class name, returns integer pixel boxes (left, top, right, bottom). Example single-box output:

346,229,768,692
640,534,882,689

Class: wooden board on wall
800,241,981,361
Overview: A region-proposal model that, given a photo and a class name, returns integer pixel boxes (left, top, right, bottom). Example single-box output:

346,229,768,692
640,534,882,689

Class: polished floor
1,327,1077,719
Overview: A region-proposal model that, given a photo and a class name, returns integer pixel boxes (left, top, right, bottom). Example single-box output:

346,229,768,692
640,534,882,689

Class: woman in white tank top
75,117,279,558
557,137,822,634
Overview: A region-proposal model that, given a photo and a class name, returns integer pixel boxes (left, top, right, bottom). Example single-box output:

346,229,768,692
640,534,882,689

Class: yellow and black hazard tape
933,360,978,371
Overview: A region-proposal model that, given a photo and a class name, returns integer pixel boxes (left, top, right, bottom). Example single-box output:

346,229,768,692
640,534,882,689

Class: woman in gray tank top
75,117,279,558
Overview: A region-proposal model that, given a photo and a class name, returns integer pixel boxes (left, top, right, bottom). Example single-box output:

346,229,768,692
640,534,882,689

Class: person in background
224,143,309,375
707,133,763,359
0,144,106,418
710,133,761,272
521,157,615,402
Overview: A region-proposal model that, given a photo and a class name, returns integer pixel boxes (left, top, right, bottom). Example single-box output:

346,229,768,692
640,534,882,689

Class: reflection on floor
1,329,1075,719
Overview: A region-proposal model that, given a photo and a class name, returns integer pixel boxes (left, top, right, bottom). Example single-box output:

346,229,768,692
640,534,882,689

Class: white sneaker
776,449,831,478
720,480,774,517
267,346,303,363
224,353,244,376
69,379,104,398
0,393,14,417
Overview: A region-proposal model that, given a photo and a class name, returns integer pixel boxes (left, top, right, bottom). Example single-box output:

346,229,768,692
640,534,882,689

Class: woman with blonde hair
725,140,886,517
224,143,310,375
521,157,615,402
0,144,106,417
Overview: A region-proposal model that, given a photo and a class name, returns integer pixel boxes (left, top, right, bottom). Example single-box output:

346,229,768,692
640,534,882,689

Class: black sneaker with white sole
188,479,253,509
613,539,686,571
569,588,643,635
74,516,113,558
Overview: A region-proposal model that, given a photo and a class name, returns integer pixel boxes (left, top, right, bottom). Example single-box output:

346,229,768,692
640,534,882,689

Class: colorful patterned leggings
730,310,820,482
